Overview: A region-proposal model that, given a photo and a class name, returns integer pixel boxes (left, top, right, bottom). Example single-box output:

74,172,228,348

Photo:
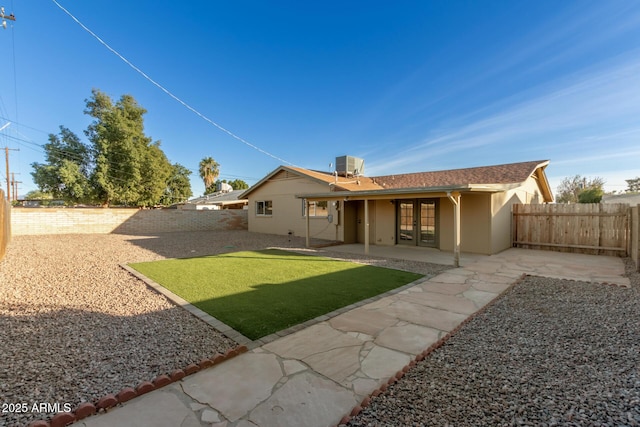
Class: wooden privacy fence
512,203,630,257
631,206,639,270
0,190,10,261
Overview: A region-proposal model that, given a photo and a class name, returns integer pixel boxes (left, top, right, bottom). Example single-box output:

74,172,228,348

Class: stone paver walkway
77,248,629,427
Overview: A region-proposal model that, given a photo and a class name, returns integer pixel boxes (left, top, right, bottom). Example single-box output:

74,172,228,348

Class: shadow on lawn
121,230,330,260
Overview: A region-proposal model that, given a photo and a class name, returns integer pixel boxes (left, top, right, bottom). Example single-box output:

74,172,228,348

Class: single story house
182,190,248,210
602,193,640,205
240,159,553,265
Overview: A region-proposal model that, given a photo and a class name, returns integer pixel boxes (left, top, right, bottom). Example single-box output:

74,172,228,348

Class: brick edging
27,344,249,427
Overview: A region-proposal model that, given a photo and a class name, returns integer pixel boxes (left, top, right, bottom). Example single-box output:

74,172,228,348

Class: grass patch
129,249,422,340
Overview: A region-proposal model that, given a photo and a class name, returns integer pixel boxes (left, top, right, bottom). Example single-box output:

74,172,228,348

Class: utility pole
1,7,16,29
11,172,21,201
3,146,19,201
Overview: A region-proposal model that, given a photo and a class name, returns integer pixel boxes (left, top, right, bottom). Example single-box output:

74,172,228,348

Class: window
303,200,329,217
256,200,272,216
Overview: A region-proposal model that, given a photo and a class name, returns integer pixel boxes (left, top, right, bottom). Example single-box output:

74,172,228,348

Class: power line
0,115,49,135
51,0,296,168
6,132,205,204
2,123,256,201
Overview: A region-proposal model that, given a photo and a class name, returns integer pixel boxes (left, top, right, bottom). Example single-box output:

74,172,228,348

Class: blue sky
0,1,638,198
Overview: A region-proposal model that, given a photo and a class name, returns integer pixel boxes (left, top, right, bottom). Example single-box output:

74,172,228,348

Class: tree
138,142,172,206
24,190,53,200
228,179,249,190
31,126,92,204
199,157,220,194
160,163,193,205
578,187,604,203
84,89,174,207
556,175,605,203
626,177,640,193
31,89,180,207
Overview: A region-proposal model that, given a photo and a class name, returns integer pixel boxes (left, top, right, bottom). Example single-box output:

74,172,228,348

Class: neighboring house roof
187,190,248,206
242,160,553,202
602,193,640,205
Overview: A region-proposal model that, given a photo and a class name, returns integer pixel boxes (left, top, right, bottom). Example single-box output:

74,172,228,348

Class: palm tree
199,157,220,192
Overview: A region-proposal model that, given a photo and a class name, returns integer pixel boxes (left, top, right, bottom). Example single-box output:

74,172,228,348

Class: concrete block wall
11,208,248,236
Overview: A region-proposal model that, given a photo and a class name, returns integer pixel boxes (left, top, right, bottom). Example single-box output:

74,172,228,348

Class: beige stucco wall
349,200,396,246
490,176,546,253
439,194,492,254
373,200,396,245
246,175,343,241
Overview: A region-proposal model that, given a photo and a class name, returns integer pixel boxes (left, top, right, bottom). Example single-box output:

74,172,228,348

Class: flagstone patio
76,248,628,427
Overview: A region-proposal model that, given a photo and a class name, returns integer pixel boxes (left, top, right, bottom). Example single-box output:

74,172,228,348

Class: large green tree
556,175,605,204
84,89,172,206
160,163,193,205
31,126,92,204
199,157,220,195
31,89,182,207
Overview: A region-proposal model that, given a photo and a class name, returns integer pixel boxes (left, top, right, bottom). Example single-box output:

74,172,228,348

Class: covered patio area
325,243,487,267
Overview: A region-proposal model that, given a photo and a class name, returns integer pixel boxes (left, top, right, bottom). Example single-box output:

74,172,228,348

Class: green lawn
129,249,422,340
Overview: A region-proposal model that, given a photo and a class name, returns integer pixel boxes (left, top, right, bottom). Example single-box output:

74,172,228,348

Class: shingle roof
242,160,552,202
286,167,383,191
371,160,549,189
188,190,247,205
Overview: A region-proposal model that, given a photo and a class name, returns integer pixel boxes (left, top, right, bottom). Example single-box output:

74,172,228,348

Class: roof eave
533,162,554,203
294,183,518,199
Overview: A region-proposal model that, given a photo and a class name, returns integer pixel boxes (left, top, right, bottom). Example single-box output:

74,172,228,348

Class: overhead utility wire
5,132,256,200
51,0,296,167
6,128,260,184
0,115,50,134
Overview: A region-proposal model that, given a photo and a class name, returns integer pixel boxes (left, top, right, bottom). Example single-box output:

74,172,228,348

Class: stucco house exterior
240,159,553,264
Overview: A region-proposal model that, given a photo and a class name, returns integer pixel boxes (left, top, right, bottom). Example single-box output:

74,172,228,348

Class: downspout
447,192,461,267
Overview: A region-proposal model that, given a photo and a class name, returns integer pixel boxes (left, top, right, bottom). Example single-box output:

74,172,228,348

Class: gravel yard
0,231,449,427
348,259,640,427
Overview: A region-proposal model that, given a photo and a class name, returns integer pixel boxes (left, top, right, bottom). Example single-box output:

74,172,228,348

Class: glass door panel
419,200,437,246
398,201,414,243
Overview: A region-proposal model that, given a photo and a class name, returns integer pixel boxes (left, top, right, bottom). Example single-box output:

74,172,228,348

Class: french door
397,199,438,247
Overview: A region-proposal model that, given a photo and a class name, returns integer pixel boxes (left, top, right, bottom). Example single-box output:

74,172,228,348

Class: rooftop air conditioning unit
335,155,365,177
216,182,233,193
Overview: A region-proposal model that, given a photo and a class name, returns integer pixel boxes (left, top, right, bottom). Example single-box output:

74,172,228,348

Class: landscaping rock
0,231,449,427
348,267,640,426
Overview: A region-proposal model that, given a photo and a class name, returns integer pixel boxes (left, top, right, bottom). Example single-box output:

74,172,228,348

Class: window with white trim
303,200,329,217
256,200,273,216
